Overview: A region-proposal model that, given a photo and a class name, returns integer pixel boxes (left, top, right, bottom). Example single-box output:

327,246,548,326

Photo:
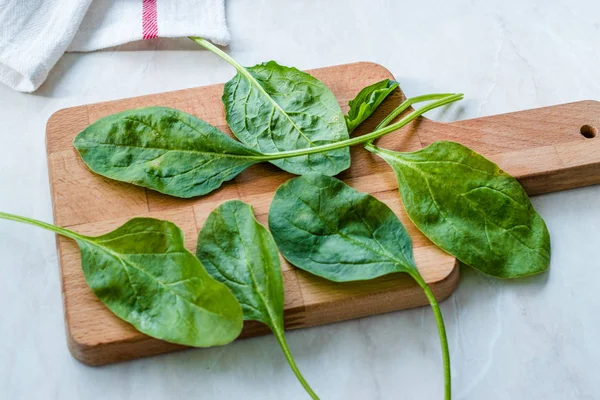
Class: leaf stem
190,37,275,105
273,328,320,400
411,272,451,400
374,93,455,131
0,211,83,241
190,37,248,76
260,93,463,161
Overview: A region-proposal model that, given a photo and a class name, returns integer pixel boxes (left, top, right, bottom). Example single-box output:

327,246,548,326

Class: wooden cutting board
46,62,600,366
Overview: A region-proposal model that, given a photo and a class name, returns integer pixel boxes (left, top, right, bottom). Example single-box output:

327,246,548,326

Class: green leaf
367,141,551,278
74,107,263,198
223,61,350,175
196,200,318,399
267,174,451,399
0,212,244,347
268,173,417,282
345,79,399,132
196,200,284,327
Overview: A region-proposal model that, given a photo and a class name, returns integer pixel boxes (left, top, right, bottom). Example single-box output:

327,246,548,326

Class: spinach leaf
366,141,551,278
268,174,416,282
268,174,450,399
192,37,350,176
0,211,243,347
196,200,318,399
74,107,263,198
223,61,350,175
345,79,399,133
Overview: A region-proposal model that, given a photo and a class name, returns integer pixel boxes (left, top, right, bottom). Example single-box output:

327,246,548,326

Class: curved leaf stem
261,93,463,161
373,93,454,131
411,272,451,400
190,37,280,111
190,37,251,80
273,327,320,400
0,211,83,241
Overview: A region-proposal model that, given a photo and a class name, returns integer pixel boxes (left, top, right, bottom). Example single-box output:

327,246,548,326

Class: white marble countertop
1,1,600,399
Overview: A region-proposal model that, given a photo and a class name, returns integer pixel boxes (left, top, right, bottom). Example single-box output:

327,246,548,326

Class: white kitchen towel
0,0,230,92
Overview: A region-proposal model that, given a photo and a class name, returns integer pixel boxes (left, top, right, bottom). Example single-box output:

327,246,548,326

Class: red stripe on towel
142,0,158,40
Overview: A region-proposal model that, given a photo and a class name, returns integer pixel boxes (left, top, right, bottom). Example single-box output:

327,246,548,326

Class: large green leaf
74,107,263,198
223,61,350,175
0,212,244,347
196,200,318,399
367,141,551,278
345,79,399,132
267,174,451,398
268,174,417,282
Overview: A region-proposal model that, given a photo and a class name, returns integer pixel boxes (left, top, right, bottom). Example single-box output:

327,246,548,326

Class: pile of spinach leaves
0,36,552,400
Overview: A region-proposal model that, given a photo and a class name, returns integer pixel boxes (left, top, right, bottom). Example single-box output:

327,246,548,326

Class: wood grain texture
45,61,600,366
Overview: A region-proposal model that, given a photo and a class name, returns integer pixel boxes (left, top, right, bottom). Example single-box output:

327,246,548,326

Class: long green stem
369,88,460,143
411,272,451,400
273,328,319,399
374,93,454,131
261,93,463,161
0,211,82,241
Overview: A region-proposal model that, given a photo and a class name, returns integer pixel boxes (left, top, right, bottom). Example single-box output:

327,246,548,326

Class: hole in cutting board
580,124,598,138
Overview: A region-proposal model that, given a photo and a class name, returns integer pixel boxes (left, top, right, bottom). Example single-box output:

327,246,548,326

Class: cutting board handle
413,100,600,195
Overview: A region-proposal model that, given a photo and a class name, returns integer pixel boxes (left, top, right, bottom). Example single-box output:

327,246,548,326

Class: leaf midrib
240,69,314,146
287,189,412,273
237,68,347,171
81,238,231,320
232,208,279,330
390,153,546,257
83,141,261,160
79,115,264,161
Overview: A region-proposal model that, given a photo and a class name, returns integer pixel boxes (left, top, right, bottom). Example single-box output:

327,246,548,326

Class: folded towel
0,0,230,92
